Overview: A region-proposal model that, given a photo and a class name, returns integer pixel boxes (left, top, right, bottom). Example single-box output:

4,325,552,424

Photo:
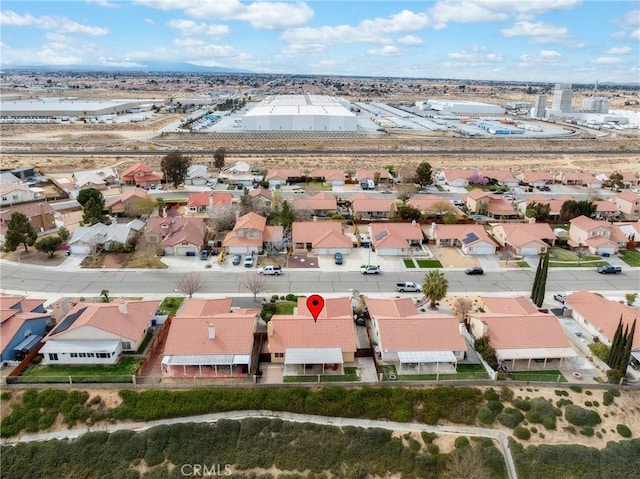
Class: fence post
317,374,321,383
132,375,137,385
69,376,73,385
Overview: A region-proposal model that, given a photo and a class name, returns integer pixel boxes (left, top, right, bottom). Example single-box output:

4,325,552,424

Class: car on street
465,267,484,275
334,252,343,265
396,282,422,292
200,250,209,260
361,265,381,274
292,188,305,194
553,292,567,303
597,264,622,274
259,265,282,275
232,255,241,265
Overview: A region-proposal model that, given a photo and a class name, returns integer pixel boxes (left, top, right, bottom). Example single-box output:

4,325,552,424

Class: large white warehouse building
417,100,504,115
241,95,357,131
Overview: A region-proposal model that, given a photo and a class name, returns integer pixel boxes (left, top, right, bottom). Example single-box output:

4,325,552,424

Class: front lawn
548,247,608,267
619,249,640,267
516,261,530,268
159,296,185,315
274,301,297,315
403,258,416,268
22,357,142,383
80,253,106,268
416,259,443,268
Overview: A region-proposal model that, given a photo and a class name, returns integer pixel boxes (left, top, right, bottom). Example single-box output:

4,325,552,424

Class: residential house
615,191,640,219
516,171,555,189
40,299,160,365
177,298,233,316
356,169,393,184
68,220,144,254
293,192,338,217
296,296,353,320
595,172,640,189
350,193,397,219
568,215,627,255
369,222,424,256
480,169,519,188
564,291,639,363
248,187,273,210
292,221,352,255
222,212,283,255
556,172,602,189
438,169,477,187
106,189,153,217
72,167,117,190
425,223,496,255
491,223,556,256
119,162,162,188
186,164,209,185
594,200,620,220
218,161,256,187
267,314,357,376
0,296,51,361
0,172,20,185
265,169,302,188
517,194,574,219
145,217,205,256
469,311,576,370
407,194,462,218
480,296,540,316
162,307,257,378
465,189,518,219
367,298,466,374
0,183,36,206
617,222,640,243
186,192,233,215
0,202,57,243
307,168,347,187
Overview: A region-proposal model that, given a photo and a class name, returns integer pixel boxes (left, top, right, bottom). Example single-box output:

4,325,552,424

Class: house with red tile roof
438,169,477,187
568,215,628,255
516,194,573,219
465,189,518,219
469,312,576,370
516,171,555,189
614,191,640,219
292,221,352,255
366,297,422,320
479,169,519,188
293,192,338,217
564,291,639,361
119,162,162,188
491,222,556,256
222,212,283,255
368,222,424,256
296,296,353,320
0,296,50,361
308,168,348,187
480,296,540,316
186,191,233,215
106,189,152,216
556,172,602,189
145,217,205,256
40,299,160,365
425,223,496,255
249,187,273,210
356,169,393,184
178,298,233,316
350,193,397,219
594,200,620,220
406,194,463,218
265,169,302,188
267,315,357,375
162,311,257,378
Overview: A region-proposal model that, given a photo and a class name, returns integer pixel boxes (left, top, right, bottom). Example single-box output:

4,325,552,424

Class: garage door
598,246,616,255
69,245,90,254
175,246,197,256
520,247,539,257
469,246,495,255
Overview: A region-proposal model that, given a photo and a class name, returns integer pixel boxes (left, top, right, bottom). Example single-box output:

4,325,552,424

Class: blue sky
1,1,638,83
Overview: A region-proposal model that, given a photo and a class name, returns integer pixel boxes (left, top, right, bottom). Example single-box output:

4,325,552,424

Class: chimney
267,321,274,337
208,323,216,339
118,299,127,315
313,215,317,222
208,192,213,210
429,222,436,237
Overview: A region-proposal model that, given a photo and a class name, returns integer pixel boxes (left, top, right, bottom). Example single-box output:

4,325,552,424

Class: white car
553,292,567,303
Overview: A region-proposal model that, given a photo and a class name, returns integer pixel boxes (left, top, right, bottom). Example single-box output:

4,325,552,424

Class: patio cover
398,350,457,364
40,340,119,354
162,354,250,366
631,351,640,362
12,334,42,352
496,347,576,361
284,347,343,364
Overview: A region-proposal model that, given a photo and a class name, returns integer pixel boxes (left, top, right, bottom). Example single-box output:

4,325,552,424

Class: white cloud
430,0,580,25
446,45,504,64
172,38,236,58
501,21,570,43
607,46,632,54
167,19,229,37
144,18,155,25
135,0,313,29
398,35,423,46
97,58,146,67
367,45,400,56
0,10,108,35
593,57,624,65
86,0,119,8
519,49,563,65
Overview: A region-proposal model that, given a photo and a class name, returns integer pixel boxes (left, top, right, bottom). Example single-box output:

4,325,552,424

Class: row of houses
3,291,637,380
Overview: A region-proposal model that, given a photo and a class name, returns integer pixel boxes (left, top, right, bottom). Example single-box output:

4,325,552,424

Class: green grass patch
516,261,530,268
619,249,640,267
381,363,488,380
274,300,297,315
416,259,443,268
403,258,416,268
505,370,567,383
284,367,359,383
22,357,142,383
159,296,185,315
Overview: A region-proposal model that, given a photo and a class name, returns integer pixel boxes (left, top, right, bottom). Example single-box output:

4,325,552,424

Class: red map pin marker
306,294,325,323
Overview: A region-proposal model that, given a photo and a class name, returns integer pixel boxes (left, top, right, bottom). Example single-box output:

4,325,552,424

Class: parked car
361,265,381,274
232,255,241,265
200,249,209,260
244,255,254,267
465,267,484,275
259,265,282,275
597,264,621,274
396,282,422,292
334,252,343,265
553,292,567,303
292,188,305,194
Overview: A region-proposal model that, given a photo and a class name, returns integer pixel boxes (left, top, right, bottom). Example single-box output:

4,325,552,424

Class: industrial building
551,83,573,114
240,95,357,131
416,100,504,115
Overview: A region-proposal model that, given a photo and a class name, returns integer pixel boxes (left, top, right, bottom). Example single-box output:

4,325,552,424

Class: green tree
77,188,104,208
124,196,156,218
531,250,550,307
525,202,551,222
213,147,226,170
35,236,62,257
415,161,433,187
4,212,37,253
81,197,106,226
560,200,596,221
609,172,624,190
278,200,295,230
101,289,110,303
57,226,70,241
161,150,191,188
422,270,449,309
397,204,422,221
155,197,166,217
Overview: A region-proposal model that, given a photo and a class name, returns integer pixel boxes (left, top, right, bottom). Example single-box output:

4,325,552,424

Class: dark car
232,254,241,265
465,267,484,275
200,250,210,260
334,252,343,265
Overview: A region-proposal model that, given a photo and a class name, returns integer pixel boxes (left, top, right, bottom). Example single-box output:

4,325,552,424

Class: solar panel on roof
462,232,479,244
374,230,389,240
50,307,86,335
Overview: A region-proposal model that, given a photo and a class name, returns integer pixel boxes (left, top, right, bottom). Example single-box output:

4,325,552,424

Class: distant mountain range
2,63,253,74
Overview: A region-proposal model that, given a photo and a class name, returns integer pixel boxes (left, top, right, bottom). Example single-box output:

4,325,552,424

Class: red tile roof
473,313,571,350
268,316,356,353
187,192,233,208
265,169,301,181
308,169,347,181
178,298,233,316
296,297,353,319
366,298,419,319
480,296,539,316
377,316,466,353
369,222,423,248
292,221,346,245
492,223,555,248
351,197,397,214
293,192,337,211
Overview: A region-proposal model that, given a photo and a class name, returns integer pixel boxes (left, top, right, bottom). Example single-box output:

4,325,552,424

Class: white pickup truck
259,265,282,275
396,282,422,292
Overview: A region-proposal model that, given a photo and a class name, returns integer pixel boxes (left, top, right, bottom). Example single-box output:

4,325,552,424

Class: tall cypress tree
531,254,543,303
607,318,624,368
620,319,636,375
532,250,549,307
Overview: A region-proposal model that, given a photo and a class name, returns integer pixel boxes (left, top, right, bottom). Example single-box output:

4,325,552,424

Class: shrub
514,427,531,440
588,342,610,363
616,424,632,438
592,401,599,407
483,388,499,401
525,398,559,430
512,399,531,411
285,294,297,302
609,389,621,397
596,432,603,439
497,408,524,429
580,426,594,437
454,436,470,448
569,385,583,393
427,443,439,455
585,390,592,396
584,401,593,407
555,389,569,397
565,405,602,427
487,400,504,414
477,406,496,425
421,431,437,444
530,427,538,434
500,386,514,402
556,399,573,408
0,391,11,401
408,438,421,451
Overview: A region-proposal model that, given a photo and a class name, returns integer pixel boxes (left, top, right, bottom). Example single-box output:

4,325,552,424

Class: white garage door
520,247,539,257
175,246,197,256
598,246,616,255
469,246,495,255
70,245,90,254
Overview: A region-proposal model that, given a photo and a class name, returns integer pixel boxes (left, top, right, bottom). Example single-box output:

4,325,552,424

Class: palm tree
422,270,449,309
155,197,166,217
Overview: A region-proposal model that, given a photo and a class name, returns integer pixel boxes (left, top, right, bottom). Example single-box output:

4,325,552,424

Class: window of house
275,353,284,358
48,353,58,361
1,197,7,201
79,353,86,358
122,341,132,350
70,353,78,358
